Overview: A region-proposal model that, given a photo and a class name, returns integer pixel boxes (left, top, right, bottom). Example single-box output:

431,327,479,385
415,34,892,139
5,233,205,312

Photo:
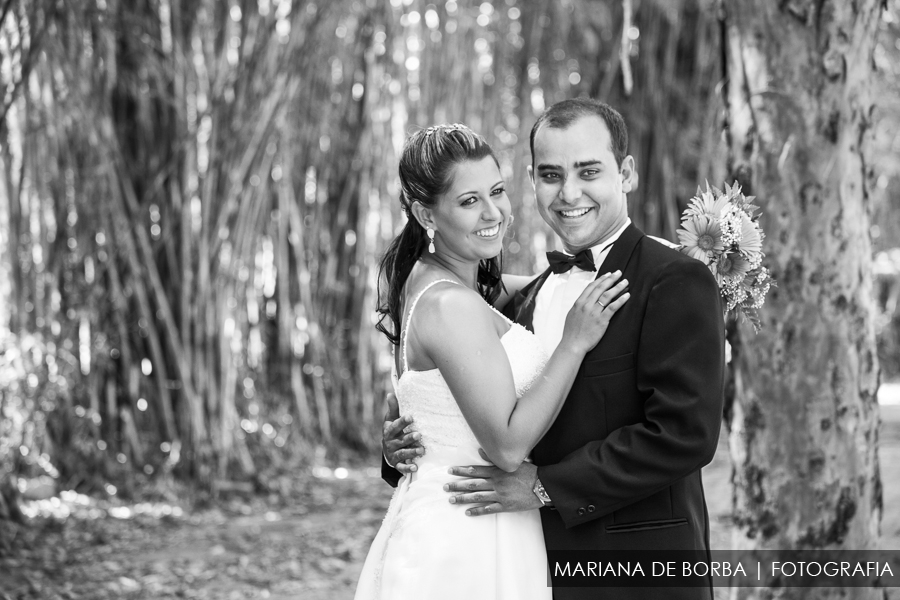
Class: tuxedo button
587,505,595,513
577,507,586,516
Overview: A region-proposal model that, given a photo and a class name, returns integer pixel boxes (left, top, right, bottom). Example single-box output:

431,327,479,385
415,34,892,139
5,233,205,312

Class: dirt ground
1,404,898,600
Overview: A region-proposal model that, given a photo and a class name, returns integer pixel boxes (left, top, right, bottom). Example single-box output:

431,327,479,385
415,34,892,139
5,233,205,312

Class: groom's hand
444,451,542,516
382,393,424,474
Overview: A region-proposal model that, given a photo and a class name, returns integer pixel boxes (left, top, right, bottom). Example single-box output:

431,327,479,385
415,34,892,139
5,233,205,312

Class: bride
354,123,629,600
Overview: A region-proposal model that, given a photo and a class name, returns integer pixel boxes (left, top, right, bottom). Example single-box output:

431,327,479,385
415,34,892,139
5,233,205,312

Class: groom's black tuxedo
503,223,725,600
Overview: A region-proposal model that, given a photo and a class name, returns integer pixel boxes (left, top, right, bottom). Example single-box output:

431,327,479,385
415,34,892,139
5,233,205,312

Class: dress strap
401,279,457,375
485,302,513,325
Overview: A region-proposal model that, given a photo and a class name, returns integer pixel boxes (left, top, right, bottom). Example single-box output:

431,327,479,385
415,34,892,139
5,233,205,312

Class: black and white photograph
1,0,899,598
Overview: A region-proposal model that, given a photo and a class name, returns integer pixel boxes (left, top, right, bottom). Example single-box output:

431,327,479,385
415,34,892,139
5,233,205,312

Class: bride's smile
474,223,501,238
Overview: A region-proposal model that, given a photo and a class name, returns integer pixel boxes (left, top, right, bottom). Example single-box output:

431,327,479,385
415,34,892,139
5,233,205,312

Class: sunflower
715,251,752,285
677,216,724,263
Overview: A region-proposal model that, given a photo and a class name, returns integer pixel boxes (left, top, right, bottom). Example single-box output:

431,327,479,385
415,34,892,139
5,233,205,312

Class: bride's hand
561,271,630,355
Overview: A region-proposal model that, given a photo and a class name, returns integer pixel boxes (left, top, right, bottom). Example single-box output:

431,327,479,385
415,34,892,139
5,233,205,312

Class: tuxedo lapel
506,268,552,331
594,223,644,280
506,224,644,331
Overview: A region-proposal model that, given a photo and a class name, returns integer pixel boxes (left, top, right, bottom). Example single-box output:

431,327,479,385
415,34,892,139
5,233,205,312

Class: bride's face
429,156,511,262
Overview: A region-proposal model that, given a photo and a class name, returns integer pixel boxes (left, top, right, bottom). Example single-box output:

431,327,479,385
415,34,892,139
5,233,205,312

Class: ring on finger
596,299,607,308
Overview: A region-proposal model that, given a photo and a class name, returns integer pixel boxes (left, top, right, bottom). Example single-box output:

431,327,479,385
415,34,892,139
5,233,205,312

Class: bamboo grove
2,0,888,494
0,0,728,487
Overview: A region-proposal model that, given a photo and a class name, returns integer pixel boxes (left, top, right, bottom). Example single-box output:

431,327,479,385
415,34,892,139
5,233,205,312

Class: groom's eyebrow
574,160,602,169
536,159,602,172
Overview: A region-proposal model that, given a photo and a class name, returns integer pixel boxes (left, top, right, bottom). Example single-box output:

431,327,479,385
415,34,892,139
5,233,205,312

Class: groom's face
529,115,634,254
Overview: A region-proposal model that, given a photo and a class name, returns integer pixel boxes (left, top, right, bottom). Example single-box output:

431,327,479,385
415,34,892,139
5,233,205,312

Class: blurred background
0,0,899,598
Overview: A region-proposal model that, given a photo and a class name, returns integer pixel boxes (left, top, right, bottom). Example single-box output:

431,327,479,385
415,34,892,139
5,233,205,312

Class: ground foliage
1,415,899,600
0,464,392,600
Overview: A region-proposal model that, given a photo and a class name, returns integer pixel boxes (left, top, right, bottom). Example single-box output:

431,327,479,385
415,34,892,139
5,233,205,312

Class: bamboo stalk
105,378,117,452
105,180,178,443
275,149,293,360
217,283,237,478
289,190,331,441
120,406,144,465
108,147,209,451
278,143,314,435
104,213,137,411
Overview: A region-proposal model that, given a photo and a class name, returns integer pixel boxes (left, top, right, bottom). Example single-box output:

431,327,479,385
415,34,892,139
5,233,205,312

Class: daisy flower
677,216,724,263
737,212,762,258
715,251,752,285
684,185,730,220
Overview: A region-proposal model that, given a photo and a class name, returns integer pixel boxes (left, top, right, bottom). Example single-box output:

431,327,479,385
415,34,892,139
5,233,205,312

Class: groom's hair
529,98,629,167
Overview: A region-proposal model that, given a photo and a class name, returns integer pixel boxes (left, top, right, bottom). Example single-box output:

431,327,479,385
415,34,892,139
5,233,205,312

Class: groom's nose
559,177,582,203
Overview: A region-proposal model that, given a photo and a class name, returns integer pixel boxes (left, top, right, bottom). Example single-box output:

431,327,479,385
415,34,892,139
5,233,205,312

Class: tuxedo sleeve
537,259,726,529
382,455,402,488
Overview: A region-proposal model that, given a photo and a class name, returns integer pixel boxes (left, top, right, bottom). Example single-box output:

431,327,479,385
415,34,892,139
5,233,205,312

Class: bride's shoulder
414,281,484,314
410,281,493,333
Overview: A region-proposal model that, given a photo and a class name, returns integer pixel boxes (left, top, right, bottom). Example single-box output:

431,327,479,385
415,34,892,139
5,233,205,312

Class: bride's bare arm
416,275,628,472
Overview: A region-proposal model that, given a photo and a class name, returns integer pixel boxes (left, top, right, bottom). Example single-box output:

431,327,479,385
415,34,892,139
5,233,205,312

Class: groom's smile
529,115,635,254
558,207,593,218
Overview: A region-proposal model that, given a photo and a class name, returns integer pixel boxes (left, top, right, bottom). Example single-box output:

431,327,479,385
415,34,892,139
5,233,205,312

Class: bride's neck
416,254,479,290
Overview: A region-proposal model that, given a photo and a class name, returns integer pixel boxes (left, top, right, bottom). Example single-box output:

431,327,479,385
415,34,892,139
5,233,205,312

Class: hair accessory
427,227,435,253
424,123,469,137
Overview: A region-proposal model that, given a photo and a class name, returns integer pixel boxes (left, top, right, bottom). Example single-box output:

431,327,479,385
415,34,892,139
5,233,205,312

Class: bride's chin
475,241,504,257
474,248,503,260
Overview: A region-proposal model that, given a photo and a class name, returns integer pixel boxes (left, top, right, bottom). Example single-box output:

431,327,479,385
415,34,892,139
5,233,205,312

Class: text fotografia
546,550,900,588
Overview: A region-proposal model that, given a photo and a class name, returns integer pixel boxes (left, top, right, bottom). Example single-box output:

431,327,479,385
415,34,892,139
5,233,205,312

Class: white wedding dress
355,279,552,600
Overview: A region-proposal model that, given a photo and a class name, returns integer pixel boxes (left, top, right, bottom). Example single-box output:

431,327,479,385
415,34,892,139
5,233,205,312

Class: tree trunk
722,1,883,598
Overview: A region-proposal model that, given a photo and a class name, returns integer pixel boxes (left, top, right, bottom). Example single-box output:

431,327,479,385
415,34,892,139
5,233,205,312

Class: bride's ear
410,201,435,232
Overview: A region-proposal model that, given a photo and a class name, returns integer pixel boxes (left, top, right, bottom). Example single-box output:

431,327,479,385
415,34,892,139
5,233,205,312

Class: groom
382,98,725,599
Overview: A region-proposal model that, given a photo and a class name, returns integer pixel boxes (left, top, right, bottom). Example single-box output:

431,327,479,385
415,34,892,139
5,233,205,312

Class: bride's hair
376,124,504,346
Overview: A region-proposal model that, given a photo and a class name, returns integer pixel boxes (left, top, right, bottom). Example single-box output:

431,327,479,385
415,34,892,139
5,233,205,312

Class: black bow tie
546,249,596,274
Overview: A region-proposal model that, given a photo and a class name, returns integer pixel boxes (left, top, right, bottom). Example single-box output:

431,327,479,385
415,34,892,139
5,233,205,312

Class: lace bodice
394,279,548,452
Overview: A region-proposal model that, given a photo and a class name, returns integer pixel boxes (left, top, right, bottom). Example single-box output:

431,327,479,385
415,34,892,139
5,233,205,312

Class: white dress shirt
533,219,632,355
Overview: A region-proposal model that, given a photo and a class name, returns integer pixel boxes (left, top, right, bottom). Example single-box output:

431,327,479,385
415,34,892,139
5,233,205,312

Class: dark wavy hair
376,124,504,346
529,97,629,167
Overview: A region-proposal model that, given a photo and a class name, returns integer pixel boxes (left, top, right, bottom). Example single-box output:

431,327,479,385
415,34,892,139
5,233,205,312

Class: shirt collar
588,218,631,262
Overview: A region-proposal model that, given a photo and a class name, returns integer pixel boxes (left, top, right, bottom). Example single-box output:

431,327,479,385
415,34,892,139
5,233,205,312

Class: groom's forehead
533,118,613,160
533,137,612,167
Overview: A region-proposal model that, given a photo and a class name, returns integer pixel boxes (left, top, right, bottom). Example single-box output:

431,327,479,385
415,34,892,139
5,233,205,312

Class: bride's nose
482,198,502,222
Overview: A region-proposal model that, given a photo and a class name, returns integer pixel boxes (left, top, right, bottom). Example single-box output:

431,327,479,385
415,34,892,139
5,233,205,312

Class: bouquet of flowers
676,182,774,331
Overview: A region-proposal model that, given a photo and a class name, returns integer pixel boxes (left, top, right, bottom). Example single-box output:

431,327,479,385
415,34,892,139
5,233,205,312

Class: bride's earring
504,215,515,239
427,227,435,254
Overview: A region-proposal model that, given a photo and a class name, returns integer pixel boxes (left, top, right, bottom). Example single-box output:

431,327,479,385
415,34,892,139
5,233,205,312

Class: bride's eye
461,197,478,206
490,187,505,196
